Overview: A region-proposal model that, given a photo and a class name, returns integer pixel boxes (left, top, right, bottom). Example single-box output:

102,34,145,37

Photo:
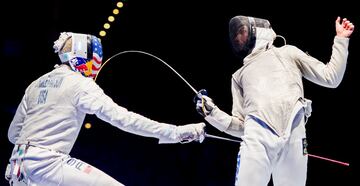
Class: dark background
1,0,357,185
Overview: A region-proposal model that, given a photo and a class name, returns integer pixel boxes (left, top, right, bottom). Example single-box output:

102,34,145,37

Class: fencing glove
194,90,232,132
159,122,205,144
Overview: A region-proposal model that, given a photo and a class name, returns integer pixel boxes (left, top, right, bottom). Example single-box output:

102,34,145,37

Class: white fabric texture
235,100,308,186
8,145,124,186
231,36,349,136
7,64,204,185
8,65,188,154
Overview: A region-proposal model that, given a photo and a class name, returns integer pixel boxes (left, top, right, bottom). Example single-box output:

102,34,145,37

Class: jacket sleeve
293,36,349,88
8,94,28,144
203,77,245,138
224,77,245,137
73,78,179,143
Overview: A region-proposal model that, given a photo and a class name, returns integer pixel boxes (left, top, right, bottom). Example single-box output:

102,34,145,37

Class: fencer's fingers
193,124,205,143
196,100,203,108
196,125,206,143
345,23,350,30
344,20,351,27
349,23,355,31
196,104,202,110
196,106,203,114
346,23,354,31
199,133,205,143
342,18,347,27
336,16,341,25
344,22,351,30
196,102,205,116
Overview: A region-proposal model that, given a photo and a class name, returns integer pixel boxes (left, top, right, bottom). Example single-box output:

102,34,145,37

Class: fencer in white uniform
195,16,354,186
6,32,205,186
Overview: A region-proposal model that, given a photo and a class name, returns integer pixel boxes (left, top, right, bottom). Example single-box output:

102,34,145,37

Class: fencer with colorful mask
6,32,205,186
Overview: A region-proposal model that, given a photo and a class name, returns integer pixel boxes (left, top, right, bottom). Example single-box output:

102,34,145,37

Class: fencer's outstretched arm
291,17,354,88
75,78,205,144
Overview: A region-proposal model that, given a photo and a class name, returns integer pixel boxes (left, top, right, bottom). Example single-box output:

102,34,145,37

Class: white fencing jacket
8,65,182,154
231,36,349,136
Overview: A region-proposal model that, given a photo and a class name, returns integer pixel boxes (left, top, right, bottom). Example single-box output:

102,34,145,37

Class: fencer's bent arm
8,94,28,144
203,78,245,138
204,108,244,137
227,117,245,137
73,79,180,143
228,77,245,137
294,36,349,88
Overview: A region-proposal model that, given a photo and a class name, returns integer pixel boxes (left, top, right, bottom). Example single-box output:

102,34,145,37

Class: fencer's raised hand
336,17,355,38
194,89,216,117
176,123,206,143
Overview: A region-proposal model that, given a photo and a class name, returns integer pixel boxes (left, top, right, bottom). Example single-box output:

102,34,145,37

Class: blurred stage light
108,16,115,22
99,1,126,38
113,9,119,15
104,23,110,29
117,2,124,8
84,123,92,129
99,30,106,37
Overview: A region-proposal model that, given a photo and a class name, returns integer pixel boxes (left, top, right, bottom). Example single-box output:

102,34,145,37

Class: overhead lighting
113,9,119,15
104,23,110,29
99,30,106,37
108,16,115,22
84,123,92,129
117,2,124,8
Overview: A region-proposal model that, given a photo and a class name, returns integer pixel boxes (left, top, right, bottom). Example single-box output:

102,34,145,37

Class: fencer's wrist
196,101,215,117
204,107,232,132
205,105,218,116
335,35,350,40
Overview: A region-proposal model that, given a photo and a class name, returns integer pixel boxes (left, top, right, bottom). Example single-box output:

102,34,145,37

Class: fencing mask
229,15,275,58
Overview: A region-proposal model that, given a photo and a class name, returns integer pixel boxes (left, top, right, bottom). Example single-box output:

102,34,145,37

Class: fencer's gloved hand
176,123,206,143
194,89,233,133
194,89,216,117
